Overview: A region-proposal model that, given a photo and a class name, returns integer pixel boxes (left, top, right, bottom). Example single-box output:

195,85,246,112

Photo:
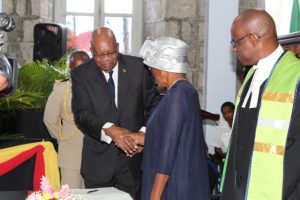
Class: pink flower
40,176,54,194
26,176,82,200
58,184,70,199
26,191,42,200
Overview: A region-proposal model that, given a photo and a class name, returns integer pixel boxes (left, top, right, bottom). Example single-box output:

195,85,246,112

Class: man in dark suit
71,27,159,200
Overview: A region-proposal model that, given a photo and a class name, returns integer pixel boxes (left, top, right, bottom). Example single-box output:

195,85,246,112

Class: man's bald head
231,9,279,66
232,9,278,45
90,27,119,72
69,51,89,69
90,27,117,46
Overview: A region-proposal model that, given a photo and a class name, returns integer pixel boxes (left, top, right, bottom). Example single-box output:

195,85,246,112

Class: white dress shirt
100,65,119,143
241,45,284,108
211,117,232,153
100,64,145,144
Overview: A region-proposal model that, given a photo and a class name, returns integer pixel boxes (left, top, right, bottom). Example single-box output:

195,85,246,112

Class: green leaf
0,55,69,111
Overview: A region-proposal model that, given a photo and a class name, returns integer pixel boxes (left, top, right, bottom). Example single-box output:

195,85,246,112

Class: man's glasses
230,33,260,48
93,50,118,60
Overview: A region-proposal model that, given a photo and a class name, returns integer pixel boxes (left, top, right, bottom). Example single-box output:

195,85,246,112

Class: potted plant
0,56,69,139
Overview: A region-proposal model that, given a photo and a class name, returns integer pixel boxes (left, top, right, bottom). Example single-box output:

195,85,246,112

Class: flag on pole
290,0,300,33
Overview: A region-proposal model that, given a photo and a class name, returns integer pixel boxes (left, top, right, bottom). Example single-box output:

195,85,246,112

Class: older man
71,27,159,199
220,9,300,200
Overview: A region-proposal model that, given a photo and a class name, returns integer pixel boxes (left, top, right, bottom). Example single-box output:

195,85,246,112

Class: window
265,0,293,36
54,0,142,55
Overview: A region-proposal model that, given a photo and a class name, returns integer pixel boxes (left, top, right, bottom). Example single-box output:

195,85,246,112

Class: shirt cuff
101,122,114,144
139,126,146,134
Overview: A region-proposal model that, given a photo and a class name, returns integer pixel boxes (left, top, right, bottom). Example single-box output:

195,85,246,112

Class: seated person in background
208,102,234,194
43,51,90,188
211,102,234,163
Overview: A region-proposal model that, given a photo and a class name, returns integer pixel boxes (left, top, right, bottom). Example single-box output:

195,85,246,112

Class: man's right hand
121,132,145,157
103,125,138,155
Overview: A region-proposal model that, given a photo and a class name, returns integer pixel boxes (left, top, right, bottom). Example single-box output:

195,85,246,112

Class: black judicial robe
221,73,300,200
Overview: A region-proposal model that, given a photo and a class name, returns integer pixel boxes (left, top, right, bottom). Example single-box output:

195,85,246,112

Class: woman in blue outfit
124,37,210,200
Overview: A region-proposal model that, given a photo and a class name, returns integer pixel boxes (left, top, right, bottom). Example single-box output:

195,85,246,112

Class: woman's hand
105,125,138,155
122,132,145,157
126,131,145,145
150,173,169,200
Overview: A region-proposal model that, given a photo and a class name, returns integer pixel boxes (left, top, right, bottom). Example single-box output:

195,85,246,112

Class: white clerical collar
241,45,284,108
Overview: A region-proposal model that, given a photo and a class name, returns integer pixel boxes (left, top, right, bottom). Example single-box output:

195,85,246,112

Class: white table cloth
71,187,133,200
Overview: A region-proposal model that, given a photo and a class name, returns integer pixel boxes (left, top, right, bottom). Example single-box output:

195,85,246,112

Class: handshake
104,125,145,157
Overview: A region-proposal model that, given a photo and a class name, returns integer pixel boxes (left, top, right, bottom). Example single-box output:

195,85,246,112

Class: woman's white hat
138,37,190,73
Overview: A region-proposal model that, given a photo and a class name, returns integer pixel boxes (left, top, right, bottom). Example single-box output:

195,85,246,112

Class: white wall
204,0,238,153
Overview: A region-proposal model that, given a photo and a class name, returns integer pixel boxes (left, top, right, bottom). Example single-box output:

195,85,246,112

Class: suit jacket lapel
118,55,130,108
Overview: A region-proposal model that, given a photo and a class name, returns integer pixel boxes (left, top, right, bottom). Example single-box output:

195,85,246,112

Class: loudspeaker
33,23,67,62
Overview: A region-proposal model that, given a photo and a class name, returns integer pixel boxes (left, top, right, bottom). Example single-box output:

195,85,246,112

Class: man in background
44,51,89,188
211,101,234,162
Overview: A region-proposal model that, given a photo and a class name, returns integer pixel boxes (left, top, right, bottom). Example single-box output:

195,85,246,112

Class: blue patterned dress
141,80,210,200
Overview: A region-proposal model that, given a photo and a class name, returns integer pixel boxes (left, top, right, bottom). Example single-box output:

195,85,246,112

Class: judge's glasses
230,33,261,48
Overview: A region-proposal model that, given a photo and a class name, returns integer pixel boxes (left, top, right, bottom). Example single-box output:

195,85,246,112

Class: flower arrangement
26,176,83,200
